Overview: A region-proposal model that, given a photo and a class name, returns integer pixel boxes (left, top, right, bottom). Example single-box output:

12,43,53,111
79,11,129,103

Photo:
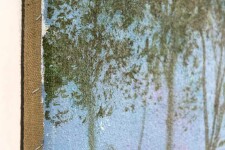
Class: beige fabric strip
23,0,43,149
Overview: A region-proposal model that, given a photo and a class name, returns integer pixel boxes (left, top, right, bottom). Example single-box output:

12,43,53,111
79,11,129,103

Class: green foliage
43,0,147,125
43,1,225,150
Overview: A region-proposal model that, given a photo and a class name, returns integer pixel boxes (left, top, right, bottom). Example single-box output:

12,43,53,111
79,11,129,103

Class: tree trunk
138,99,147,150
211,70,225,150
200,31,209,150
87,92,96,150
166,79,174,150
88,100,96,150
165,60,176,150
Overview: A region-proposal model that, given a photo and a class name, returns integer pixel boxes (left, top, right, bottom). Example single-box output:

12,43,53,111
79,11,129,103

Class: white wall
0,0,21,149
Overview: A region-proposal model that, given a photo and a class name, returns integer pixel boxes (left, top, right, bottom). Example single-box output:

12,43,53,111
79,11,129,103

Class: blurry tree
140,1,210,149
42,1,225,150
43,0,146,149
206,1,225,149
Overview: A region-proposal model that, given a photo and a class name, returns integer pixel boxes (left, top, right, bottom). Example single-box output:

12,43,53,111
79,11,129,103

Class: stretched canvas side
22,0,43,149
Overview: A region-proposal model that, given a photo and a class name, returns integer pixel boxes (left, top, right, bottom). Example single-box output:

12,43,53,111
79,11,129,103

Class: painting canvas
40,0,225,150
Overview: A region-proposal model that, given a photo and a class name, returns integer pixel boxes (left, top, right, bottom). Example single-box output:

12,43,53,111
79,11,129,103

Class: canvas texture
23,0,43,149
23,0,225,150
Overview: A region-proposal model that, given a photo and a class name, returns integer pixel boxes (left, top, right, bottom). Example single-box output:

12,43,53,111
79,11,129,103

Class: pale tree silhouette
206,1,225,149
43,0,225,150
43,0,147,149
141,1,210,149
